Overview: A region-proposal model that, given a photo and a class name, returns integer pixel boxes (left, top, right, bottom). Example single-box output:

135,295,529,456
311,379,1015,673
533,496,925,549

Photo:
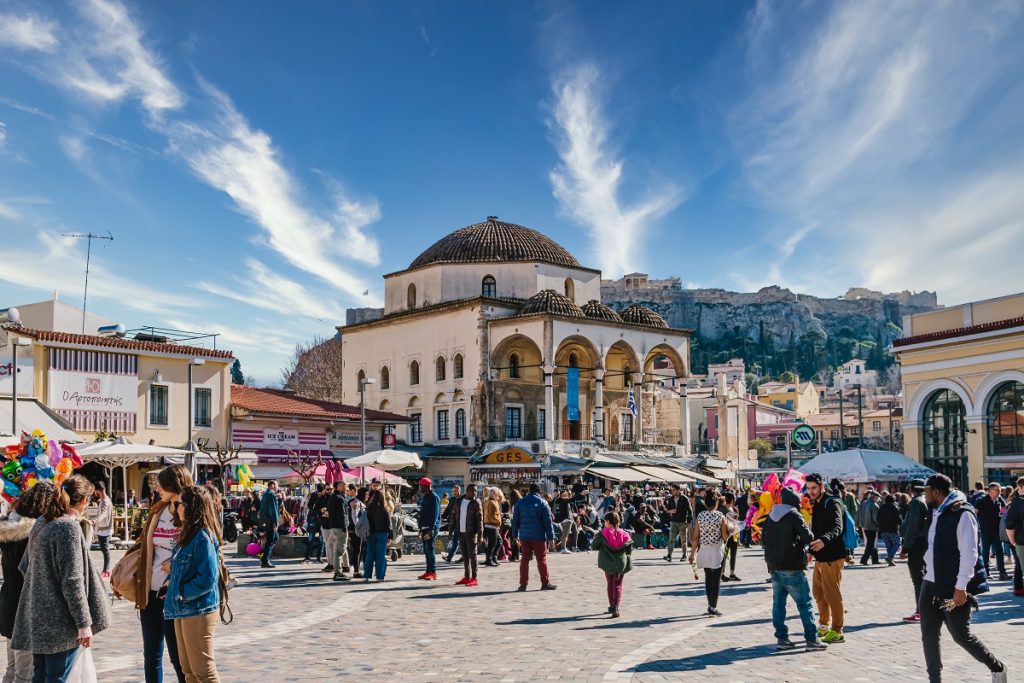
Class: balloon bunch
2,429,83,503
236,463,253,489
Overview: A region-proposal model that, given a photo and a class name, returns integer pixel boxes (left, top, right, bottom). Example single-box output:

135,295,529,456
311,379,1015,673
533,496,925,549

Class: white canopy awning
630,465,695,483
590,467,652,483
78,437,194,467
0,397,81,446
343,449,423,471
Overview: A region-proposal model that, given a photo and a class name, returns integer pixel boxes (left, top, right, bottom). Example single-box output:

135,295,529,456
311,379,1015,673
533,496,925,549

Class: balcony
485,423,595,442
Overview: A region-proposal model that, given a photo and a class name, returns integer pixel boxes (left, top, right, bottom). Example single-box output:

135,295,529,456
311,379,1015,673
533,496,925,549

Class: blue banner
567,367,580,421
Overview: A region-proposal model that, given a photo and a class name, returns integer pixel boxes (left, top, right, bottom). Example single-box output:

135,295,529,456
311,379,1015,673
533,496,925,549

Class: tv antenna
61,231,114,333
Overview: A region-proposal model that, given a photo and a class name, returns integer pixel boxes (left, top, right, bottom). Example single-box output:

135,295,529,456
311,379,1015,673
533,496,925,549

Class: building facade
894,292,1024,488
340,218,692,457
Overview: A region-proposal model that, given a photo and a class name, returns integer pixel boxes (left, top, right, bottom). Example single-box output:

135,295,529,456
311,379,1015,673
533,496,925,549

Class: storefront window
988,381,1024,456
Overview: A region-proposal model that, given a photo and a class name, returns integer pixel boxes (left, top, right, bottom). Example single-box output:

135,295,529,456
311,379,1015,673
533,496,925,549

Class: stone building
339,218,692,459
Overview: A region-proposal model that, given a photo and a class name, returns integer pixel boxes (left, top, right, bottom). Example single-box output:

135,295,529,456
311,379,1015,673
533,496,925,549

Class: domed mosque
341,217,691,485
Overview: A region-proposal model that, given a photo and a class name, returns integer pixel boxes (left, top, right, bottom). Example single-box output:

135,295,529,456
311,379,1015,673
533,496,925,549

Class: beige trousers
174,613,220,682
812,558,846,631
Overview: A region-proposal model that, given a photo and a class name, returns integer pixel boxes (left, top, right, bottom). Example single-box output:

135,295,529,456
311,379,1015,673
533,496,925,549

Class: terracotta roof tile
892,315,1024,348
231,385,412,422
520,289,585,318
620,304,669,329
17,328,234,359
581,299,623,322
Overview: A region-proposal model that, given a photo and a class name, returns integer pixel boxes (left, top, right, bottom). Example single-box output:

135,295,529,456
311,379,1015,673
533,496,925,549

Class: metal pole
360,380,366,486
11,341,17,435
839,390,845,449
856,384,864,448
887,401,893,451
82,236,92,334
186,363,195,477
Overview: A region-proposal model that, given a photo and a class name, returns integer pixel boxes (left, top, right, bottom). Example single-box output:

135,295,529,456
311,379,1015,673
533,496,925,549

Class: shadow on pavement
632,644,803,672
495,613,608,626
410,590,510,599
573,614,707,630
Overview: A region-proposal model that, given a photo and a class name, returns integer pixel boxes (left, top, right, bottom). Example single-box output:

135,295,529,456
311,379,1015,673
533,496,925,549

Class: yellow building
893,292,1024,489
756,380,820,417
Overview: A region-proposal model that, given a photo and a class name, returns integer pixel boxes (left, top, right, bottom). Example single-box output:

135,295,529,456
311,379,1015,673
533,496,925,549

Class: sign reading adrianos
792,424,817,449
484,447,534,465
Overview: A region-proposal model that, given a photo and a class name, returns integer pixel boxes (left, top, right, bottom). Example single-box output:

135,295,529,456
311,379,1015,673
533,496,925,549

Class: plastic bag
66,647,97,683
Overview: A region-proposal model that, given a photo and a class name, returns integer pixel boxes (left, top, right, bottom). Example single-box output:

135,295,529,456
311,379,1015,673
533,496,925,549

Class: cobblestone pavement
86,546,1020,682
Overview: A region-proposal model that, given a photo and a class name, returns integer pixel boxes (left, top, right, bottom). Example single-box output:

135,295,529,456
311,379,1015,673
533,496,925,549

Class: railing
487,425,544,441
643,429,681,445
553,423,593,441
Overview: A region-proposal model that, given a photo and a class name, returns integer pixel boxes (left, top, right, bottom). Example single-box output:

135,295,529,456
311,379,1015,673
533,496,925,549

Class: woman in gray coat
857,490,881,565
12,475,110,683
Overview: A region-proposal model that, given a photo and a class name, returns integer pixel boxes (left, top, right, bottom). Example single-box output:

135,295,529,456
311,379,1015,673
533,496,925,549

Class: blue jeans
262,525,279,563
364,531,388,580
140,590,184,683
880,532,901,561
980,530,1005,577
304,523,324,561
771,570,817,643
422,530,437,573
32,648,77,683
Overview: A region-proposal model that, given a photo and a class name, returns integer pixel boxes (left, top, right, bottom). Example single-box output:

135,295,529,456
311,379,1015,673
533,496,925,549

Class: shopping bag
66,647,98,683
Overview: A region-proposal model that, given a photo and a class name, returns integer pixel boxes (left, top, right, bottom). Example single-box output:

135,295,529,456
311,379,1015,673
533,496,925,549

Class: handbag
110,544,142,603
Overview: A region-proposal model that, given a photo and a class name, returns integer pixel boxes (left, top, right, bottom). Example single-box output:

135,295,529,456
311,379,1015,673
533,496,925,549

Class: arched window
623,364,632,387
508,353,520,379
410,360,420,386
455,408,466,439
453,353,464,380
564,278,575,301
568,352,578,368
357,369,366,386
987,381,1024,456
922,389,967,489
407,283,417,309
482,275,496,298
435,356,446,382
380,366,390,390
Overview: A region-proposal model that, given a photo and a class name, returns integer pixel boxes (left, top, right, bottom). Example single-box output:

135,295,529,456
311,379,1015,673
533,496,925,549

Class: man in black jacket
443,484,462,563
663,485,692,562
324,481,351,582
449,483,483,587
763,488,826,652
303,483,328,565
975,483,1008,581
900,479,931,621
1004,476,1024,596
806,473,848,644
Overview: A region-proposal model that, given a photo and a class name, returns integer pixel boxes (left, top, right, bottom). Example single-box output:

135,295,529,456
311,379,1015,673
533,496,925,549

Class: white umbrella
797,448,936,484
343,449,423,471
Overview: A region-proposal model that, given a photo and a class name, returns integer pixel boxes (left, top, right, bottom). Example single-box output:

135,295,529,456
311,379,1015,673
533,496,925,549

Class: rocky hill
600,281,939,378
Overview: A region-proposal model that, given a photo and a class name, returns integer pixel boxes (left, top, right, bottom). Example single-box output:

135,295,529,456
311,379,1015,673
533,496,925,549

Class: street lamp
359,376,376,485
7,335,31,435
186,358,206,476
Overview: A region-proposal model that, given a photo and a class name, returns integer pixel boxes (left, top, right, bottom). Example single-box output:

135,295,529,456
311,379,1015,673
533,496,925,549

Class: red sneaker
424,572,437,580
455,577,470,585
417,572,430,580
645,545,655,550
902,612,921,622
465,578,479,587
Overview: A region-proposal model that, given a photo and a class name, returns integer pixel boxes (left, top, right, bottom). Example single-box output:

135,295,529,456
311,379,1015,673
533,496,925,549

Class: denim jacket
163,528,220,620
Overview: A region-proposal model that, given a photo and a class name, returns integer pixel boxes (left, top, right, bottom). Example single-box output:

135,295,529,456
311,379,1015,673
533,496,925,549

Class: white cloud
548,64,684,277
0,121,6,148
731,0,1024,301
197,258,348,321
0,13,59,52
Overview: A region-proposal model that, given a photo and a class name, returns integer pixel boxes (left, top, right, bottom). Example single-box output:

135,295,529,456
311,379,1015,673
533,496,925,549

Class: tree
285,448,324,488
749,438,773,457
230,359,245,385
281,335,344,402
200,441,245,493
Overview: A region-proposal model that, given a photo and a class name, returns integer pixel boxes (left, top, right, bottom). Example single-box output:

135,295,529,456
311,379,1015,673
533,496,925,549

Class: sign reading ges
791,424,817,449
484,447,534,465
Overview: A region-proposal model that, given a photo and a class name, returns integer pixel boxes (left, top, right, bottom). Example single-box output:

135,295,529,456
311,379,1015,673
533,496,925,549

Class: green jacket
591,528,633,575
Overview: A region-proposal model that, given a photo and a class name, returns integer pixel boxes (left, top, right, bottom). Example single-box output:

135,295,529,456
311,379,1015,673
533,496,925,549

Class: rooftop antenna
61,231,114,333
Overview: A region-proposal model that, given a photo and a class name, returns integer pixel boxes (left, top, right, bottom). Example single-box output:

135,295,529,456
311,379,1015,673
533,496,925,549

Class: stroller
388,507,406,562
222,510,241,544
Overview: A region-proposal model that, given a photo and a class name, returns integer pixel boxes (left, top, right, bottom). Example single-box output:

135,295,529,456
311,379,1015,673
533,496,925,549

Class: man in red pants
511,483,557,591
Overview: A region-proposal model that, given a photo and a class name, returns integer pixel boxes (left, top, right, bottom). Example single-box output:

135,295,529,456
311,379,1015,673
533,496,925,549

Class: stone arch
453,389,467,403
435,355,446,382
378,399,391,411
379,365,390,390
907,378,975,423
605,340,641,390
482,275,496,298
555,335,601,371
974,370,1024,415
434,392,448,404
491,334,544,383
564,277,575,302
410,360,420,386
643,343,687,383
407,283,417,309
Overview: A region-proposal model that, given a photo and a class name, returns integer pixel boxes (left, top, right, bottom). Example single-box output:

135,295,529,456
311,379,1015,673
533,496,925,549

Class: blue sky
2,1,1023,384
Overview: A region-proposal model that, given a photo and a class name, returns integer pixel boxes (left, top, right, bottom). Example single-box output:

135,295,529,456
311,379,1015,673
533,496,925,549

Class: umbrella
343,449,423,471
797,448,936,484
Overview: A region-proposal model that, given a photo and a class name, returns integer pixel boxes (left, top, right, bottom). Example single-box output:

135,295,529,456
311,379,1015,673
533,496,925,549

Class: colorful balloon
2,460,22,484
47,438,63,466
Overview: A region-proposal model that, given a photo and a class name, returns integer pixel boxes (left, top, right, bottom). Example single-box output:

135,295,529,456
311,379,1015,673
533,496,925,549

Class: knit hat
780,488,801,507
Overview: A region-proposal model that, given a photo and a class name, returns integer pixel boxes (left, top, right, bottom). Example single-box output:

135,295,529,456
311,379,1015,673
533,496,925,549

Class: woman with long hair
0,481,55,683
689,489,730,617
506,489,523,561
125,464,193,683
363,481,393,582
165,486,222,682
720,491,741,582
12,475,110,682
482,488,502,567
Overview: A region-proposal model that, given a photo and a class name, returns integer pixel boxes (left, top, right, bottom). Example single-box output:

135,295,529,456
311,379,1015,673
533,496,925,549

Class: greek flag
628,386,638,417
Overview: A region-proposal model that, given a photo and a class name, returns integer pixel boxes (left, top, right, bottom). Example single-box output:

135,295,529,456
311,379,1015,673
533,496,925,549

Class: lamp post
8,335,31,435
186,358,206,476
854,383,864,448
359,376,376,485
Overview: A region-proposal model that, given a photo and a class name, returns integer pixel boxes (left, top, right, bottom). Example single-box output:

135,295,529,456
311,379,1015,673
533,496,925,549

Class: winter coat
762,505,813,571
94,497,114,536
259,490,280,527
418,490,441,532
810,495,846,562
449,496,483,538
591,527,633,575
877,501,902,534
12,516,110,655
511,493,555,542
483,499,502,528
857,498,879,531
163,529,220,620
0,512,35,639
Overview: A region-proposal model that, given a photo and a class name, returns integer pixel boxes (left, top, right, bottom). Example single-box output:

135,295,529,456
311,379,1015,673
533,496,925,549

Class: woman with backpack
12,475,110,682
164,485,223,682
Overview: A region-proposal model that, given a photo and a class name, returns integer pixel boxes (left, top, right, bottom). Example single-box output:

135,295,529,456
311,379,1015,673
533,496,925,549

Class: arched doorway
555,336,600,440
922,389,968,491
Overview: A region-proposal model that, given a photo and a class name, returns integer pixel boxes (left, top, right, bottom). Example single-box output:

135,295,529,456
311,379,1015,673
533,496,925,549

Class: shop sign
48,368,135,412
264,428,299,446
0,355,34,395
330,429,380,450
483,447,534,465
471,466,541,482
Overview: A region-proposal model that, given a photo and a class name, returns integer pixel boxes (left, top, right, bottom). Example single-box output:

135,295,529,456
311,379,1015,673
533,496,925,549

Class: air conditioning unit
581,446,592,458
530,443,541,454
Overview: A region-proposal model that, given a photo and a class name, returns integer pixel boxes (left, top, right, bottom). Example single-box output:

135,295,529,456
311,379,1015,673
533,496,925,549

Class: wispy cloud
0,121,6,149
0,13,59,52
730,0,1024,301
548,64,684,277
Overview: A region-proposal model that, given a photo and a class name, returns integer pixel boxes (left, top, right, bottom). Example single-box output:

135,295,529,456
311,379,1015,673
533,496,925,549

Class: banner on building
47,349,137,432
0,355,34,396
566,367,580,422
